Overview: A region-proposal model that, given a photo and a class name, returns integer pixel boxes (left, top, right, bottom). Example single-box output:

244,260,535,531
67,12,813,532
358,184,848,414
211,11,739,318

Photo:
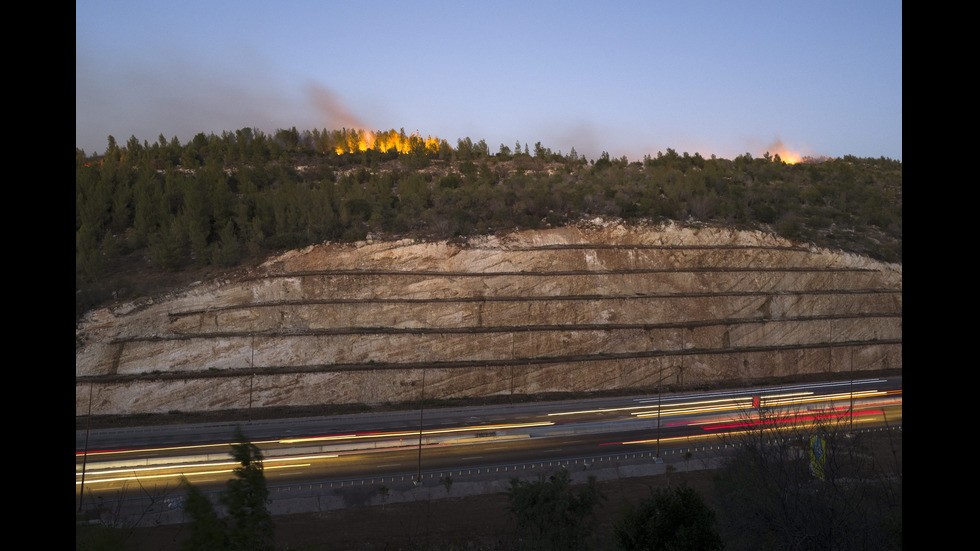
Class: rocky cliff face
75,221,902,416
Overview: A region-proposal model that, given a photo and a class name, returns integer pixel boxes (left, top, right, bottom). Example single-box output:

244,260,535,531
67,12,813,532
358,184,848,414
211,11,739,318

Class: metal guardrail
264,423,901,495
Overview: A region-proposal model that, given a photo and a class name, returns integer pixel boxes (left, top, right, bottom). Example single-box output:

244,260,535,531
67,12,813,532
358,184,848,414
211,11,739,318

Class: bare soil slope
76,221,902,418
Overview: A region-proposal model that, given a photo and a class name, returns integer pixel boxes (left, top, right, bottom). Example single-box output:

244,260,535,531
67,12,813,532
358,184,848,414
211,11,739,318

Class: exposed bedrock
75,222,902,416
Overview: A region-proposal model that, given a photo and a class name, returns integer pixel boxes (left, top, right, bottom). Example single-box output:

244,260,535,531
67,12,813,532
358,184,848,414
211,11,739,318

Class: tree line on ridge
76,127,902,318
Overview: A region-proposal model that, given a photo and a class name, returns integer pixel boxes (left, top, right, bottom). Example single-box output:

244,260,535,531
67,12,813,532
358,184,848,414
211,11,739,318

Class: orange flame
333,128,442,155
765,140,805,164
774,149,803,164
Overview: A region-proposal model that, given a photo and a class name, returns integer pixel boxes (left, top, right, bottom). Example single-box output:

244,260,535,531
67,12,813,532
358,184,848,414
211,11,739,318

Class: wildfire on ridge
325,130,823,165
766,140,806,164
774,149,803,164
333,128,442,156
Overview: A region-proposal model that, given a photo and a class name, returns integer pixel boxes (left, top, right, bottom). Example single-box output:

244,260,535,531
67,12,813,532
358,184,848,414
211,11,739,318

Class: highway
76,377,902,505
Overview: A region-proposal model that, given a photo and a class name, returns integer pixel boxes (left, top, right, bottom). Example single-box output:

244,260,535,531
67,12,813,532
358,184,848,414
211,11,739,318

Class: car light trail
609,407,891,447
548,390,862,419
757,390,890,408
76,454,339,487
77,462,312,486
277,421,554,445
76,422,555,491
699,406,887,431
77,422,555,463
605,432,723,446
76,442,239,458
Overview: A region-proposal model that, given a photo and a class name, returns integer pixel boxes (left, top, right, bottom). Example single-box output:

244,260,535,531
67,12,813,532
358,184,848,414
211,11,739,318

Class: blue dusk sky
76,1,902,162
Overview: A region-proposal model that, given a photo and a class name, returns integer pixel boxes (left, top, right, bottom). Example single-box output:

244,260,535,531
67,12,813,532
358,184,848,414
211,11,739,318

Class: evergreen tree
506,469,604,551
212,219,241,267
180,429,274,551
614,484,723,551
221,429,274,551
75,129,902,319
181,175,212,266
147,217,184,272
75,222,103,279
181,483,227,551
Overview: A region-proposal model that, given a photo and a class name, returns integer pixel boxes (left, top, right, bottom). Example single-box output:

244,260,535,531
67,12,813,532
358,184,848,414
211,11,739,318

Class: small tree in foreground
181,483,227,550
613,484,723,551
221,429,274,551
506,469,605,551
182,428,274,551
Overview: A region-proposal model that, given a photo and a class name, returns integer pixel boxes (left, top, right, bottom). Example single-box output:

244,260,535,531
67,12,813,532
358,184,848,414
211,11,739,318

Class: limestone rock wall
75,222,902,416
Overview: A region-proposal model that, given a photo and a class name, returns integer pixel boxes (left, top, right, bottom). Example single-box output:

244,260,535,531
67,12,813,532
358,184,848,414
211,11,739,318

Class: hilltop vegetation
76,127,901,318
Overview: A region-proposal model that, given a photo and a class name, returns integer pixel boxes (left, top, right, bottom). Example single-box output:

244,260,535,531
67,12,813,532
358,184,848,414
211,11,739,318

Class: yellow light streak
620,432,722,446
80,422,555,463
632,402,751,418
76,463,310,486
547,405,665,416
619,410,888,446
549,392,816,418
761,390,885,407
78,441,238,457
277,421,553,445
629,391,887,419
78,453,340,477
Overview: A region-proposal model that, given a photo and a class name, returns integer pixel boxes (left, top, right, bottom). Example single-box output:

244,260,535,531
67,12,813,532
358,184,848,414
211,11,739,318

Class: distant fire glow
774,149,803,164
766,139,807,164
323,127,819,165
333,128,441,156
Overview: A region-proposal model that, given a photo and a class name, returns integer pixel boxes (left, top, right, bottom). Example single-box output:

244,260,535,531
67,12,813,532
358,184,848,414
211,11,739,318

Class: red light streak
701,408,884,431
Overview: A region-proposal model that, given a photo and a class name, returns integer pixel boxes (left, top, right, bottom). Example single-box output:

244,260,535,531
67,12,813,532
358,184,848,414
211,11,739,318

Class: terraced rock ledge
75,221,902,416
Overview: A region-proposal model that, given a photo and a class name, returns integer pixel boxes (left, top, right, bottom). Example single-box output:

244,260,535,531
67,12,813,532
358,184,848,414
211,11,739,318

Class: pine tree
181,483,227,551
181,429,274,551
614,484,723,551
221,429,274,551
507,470,605,551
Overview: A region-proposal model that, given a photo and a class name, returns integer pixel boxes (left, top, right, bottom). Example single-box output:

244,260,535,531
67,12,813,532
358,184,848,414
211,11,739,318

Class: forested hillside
76,127,902,319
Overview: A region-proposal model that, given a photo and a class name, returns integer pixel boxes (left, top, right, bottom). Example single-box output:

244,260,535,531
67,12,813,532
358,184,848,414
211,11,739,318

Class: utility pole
654,365,664,463
416,368,426,485
849,347,855,435
78,383,93,512
828,319,833,373
248,332,255,422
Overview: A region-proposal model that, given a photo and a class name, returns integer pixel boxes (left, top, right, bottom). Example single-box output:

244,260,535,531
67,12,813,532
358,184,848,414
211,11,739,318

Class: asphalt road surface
76,377,902,504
